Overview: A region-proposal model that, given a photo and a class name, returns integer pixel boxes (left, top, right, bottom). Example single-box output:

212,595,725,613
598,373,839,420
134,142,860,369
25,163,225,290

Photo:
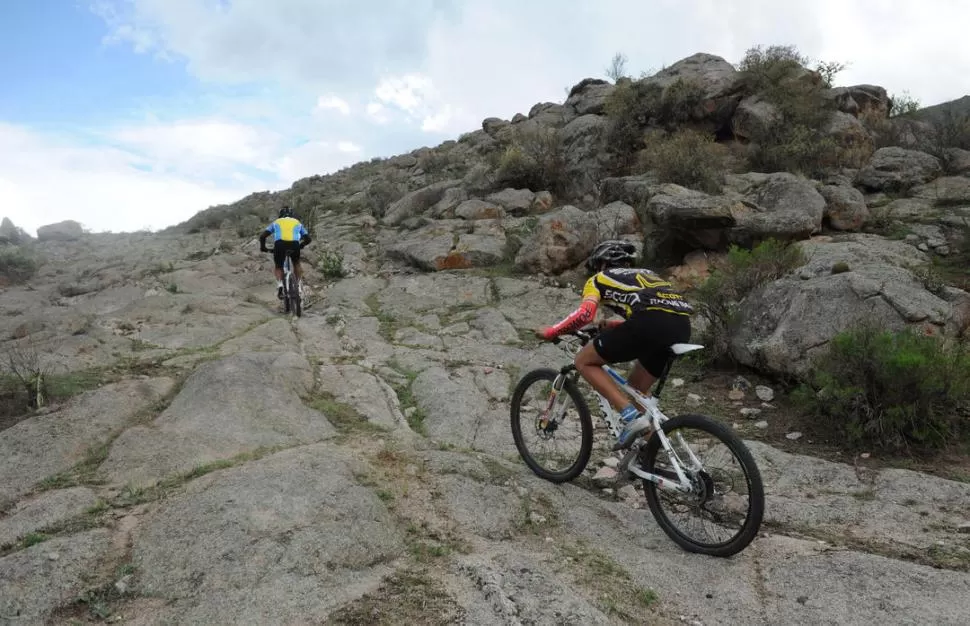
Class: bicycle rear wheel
510,368,593,483
639,413,764,557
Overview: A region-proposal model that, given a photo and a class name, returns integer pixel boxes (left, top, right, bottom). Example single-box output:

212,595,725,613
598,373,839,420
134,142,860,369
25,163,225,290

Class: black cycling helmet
279,206,293,218
585,239,637,272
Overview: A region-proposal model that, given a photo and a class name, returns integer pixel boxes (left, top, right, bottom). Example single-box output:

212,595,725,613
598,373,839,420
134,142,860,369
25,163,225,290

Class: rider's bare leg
293,261,303,281
574,342,629,411
274,268,283,281
627,362,656,410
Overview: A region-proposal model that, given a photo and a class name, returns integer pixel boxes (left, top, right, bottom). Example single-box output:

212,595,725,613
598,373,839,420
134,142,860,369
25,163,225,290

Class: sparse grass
324,568,465,625
51,562,139,623
557,540,661,622
385,359,427,435
113,446,284,507
306,391,387,435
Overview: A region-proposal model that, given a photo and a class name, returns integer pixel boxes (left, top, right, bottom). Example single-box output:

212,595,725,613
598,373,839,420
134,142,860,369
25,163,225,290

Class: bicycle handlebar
550,325,601,346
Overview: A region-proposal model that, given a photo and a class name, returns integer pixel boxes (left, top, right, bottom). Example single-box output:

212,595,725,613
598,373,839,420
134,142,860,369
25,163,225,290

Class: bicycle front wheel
509,368,593,483
639,413,765,557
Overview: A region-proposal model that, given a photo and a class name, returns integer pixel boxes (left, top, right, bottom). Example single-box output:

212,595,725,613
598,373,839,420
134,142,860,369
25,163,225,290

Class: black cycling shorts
272,240,301,269
592,310,692,378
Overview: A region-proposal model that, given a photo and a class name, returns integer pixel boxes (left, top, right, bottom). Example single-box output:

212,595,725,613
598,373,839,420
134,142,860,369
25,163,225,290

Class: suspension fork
538,365,575,429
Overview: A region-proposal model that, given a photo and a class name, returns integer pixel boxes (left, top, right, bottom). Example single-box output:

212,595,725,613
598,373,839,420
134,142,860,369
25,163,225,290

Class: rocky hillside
2,47,970,624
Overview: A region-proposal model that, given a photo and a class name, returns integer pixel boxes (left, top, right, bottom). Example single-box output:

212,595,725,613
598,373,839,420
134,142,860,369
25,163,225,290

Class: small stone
47,553,60,561
686,393,702,407
672,378,685,387
797,595,809,604
755,420,769,429
617,485,637,500
761,402,775,409
860,453,871,459
592,466,618,483
755,385,774,402
731,376,752,391
728,389,744,401
740,407,762,418
528,511,546,524
956,522,970,534
786,431,803,440
404,407,417,418
601,488,614,496
602,457,620,468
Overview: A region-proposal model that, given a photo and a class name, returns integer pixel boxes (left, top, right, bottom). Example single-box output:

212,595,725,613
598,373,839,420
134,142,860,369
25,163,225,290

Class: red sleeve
543,299,598,339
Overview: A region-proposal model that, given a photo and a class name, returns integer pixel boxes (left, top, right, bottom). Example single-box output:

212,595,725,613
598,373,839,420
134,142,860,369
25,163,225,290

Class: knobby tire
639,413,765,557
510,368,593,483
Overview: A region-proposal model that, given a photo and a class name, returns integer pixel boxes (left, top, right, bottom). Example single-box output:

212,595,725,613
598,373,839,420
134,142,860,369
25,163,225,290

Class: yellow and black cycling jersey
581,267,694,318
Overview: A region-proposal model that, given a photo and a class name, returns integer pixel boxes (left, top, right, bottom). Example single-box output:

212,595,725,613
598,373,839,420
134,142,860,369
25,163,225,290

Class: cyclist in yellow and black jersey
259,206,312,300
536,240,694,450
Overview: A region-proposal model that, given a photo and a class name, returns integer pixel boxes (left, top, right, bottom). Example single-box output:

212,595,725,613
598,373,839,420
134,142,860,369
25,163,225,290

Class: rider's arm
541,277,600,340
299,224,312,247
258,229,270,250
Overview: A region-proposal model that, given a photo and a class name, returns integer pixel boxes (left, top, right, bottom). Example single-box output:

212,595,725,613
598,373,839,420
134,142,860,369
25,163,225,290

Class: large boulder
381,179,463,225
640,184,739,259
640,53,745,133
514,203,639,274
385,219,507,271
824,85,890,118
729,234,965,379
559,114,611,199
564,78,615,116
731,96,780,141
725,173,827,245
823,111,874,165
818,182,869,231
36,220,84,241
855,147,942,192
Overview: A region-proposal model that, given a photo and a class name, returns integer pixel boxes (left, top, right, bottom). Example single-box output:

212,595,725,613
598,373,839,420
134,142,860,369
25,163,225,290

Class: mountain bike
509,325,765,557
265,247,303,317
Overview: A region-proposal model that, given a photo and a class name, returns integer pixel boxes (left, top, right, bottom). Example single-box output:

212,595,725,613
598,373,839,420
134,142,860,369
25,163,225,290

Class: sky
2,0,969,236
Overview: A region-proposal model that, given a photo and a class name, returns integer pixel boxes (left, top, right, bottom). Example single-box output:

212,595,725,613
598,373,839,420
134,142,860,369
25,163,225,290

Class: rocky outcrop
855,147,943,192
514,203,639,274
730,234,967,378
726,172,828,245
36,220,84,241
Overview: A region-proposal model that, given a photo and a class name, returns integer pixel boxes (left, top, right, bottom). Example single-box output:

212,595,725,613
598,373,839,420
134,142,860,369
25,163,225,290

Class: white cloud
274,140,364,182
366,102,390,124
107,118,281,174
0,123,254,236
315,95,351,115
0,121,365,236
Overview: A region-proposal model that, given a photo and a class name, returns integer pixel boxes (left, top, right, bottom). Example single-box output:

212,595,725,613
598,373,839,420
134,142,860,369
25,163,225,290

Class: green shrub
317,248,347,279
0,246,39,284
603,77,708,173
637,128,726,193
889,91,921,118
737,44,846,176
604,80,664,171
693,239,806,362
494,126,568,195
797,323,970,450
